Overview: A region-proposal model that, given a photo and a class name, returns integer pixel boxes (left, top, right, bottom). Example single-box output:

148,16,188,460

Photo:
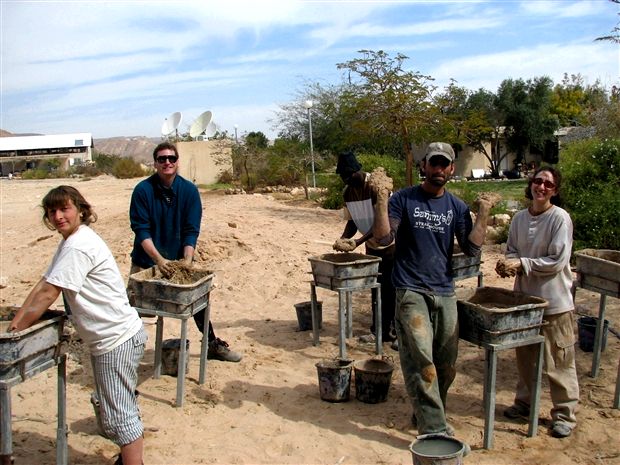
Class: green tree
232,131,269,191
336,50,436,185
496,77,559,167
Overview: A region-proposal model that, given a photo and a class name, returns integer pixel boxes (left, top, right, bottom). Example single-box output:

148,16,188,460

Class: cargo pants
513,311,579,428
395,289,459,435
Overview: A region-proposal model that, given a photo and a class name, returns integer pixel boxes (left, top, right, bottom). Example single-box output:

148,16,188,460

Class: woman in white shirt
10,186,146,465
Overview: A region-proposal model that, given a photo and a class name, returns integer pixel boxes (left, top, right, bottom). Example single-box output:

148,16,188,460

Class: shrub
558,138,620,250
111,157,147,179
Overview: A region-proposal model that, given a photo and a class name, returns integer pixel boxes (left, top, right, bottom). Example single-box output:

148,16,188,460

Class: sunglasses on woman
156,155,178,164
532,178,555,189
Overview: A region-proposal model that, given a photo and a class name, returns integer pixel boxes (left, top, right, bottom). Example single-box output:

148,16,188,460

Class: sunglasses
156,155,178,164
532,178,555,189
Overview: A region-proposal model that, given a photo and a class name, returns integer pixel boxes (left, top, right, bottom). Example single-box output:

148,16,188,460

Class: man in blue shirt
130,142,241,362
371,142,495,436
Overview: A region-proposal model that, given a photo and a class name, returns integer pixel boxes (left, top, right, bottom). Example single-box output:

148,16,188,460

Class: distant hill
93,136,161,163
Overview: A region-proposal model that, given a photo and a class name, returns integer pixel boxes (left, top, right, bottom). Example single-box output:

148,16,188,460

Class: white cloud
431,40,620,92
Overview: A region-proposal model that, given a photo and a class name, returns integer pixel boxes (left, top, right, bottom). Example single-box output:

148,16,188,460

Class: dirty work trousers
366,243,396,341
513,311,579,428
395,289,458,435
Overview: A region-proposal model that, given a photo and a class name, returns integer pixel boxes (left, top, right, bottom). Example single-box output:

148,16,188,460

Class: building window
74,139,83,146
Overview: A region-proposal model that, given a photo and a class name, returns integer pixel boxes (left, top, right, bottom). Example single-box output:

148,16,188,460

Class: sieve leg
528,340,544,438
0,385,12,464
311,283,320,347
590,294,607,378
482,347,498,449
613,357,620,409
56,354,68,465
338,290,347,359
373,286,382,355
153,316,164,378
346,291,353,339
176,319,189,407
199,298,211,385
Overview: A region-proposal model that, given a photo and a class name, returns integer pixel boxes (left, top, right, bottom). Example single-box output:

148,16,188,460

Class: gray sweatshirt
506,205,574,315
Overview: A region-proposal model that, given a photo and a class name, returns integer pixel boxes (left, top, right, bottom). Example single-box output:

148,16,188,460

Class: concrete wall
177,140,233,185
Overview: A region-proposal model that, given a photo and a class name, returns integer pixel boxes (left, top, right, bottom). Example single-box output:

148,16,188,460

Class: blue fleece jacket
130,173,202,268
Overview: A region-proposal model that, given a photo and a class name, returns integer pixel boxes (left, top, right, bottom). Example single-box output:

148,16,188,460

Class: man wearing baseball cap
369,141,496,443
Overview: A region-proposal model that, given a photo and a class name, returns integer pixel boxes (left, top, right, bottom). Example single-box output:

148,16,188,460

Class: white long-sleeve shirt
506,205,574,315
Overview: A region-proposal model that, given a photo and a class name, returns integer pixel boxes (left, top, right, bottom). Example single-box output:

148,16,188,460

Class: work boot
208,338,242,362
503,403,530,420
550,422,573,438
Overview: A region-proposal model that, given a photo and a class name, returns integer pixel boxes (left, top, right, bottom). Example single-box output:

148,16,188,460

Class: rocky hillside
93,136,160,163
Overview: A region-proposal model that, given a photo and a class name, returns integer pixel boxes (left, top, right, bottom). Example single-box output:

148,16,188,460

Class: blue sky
1,0,618,140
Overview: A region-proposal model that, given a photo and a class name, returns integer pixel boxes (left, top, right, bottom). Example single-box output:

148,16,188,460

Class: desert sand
1,176,619,465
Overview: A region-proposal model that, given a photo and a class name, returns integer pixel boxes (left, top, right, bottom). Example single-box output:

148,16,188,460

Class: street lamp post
303,99,316,188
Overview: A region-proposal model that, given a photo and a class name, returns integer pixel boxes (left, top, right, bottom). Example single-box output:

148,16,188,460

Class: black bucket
354,358,394,404
316,359,353,402
161,338,190,376
577,316,609,352
294,301,322,331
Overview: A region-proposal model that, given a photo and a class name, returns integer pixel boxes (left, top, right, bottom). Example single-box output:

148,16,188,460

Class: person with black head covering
333,150,398,349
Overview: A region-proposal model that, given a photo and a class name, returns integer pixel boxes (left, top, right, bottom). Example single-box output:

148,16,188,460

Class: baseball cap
425,142,455,163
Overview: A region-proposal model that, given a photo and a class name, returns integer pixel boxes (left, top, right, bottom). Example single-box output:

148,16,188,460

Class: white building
0,133,93,174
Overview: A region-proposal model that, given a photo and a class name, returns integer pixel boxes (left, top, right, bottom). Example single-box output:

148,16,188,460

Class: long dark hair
41,186,97,230
525,166,562,206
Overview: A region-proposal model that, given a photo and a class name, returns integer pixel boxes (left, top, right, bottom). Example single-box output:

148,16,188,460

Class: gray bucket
316,359,353,402
409,435,466,465
354,358,394,404
162,338,190,377
294,301,322,331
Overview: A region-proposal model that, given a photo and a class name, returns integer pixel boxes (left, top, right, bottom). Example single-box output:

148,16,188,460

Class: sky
1,0,618,141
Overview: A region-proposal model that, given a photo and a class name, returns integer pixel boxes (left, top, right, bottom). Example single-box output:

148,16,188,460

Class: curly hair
41,185,98,230
525,166,563,206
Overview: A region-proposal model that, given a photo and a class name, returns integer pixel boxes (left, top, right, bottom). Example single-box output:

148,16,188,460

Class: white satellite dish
189,111,212,139
161,111,182,136
205,121,217,138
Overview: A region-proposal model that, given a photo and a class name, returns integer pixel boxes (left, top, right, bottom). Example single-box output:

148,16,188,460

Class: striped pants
91,327,147,446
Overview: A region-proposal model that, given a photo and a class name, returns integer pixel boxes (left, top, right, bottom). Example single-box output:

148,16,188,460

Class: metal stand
136,295,211,407
0,354,68,465
572,275,617,379
310,282,382,359
462,335,545,450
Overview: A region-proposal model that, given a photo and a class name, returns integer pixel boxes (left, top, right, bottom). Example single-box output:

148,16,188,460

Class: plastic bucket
354,358,394,404
162,338,190,376
316,359,353,402
577,316,608,352
294,301,322,331
409,435,466,465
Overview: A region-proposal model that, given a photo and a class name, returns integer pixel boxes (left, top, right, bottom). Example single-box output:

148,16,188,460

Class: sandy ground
1,176,619,465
